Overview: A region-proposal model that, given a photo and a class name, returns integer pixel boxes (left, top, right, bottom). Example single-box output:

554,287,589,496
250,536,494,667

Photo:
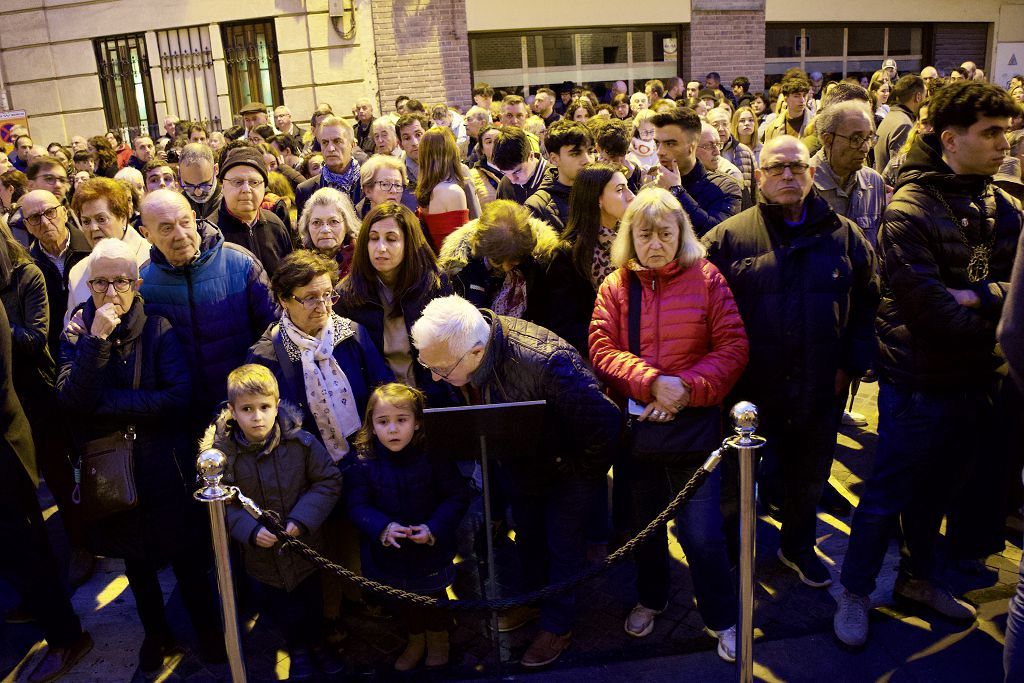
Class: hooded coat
204,401,342,591
875,132,1022,389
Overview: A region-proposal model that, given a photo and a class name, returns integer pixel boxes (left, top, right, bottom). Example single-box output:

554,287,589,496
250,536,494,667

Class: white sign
994,42,1024,90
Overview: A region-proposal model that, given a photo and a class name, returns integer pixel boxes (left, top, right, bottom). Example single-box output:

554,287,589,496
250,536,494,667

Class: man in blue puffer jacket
139,190,277,431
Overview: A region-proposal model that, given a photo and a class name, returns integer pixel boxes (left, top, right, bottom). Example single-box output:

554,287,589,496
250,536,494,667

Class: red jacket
589,258,749,408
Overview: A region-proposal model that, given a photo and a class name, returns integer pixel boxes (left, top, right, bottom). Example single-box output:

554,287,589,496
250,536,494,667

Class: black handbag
626,271,721,463
73,339,143,521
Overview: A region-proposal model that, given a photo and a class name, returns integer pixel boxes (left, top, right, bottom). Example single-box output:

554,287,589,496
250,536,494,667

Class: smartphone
627,398,645,417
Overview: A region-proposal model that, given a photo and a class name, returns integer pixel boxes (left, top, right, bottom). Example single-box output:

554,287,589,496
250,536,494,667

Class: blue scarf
319,158,362,202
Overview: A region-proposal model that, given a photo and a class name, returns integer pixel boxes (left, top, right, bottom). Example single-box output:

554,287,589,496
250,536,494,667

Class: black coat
0,304,37,503
703,193,880,418
529,245,597,356
465,311,620,493
347,442,469,589
876,133,1022,390
215,204,294,277
334,273,458,407
0,261,54,403
525,167,572,233
670,161,743,237
57,297,194,562
29,225,91,361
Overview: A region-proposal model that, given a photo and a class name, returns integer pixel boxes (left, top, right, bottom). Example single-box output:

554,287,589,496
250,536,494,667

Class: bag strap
627,270,642,357
132,333,143,390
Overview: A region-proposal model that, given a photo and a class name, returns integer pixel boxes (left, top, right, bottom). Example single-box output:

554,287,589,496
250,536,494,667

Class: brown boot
424,630,450,668
394,633,425,671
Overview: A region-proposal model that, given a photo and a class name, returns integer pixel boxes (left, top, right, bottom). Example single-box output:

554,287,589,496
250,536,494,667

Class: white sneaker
704,625,736,663
842,410,868,426
624,604,662,638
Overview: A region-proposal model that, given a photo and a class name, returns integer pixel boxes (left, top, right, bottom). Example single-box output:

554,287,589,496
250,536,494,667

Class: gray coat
873,103,915,174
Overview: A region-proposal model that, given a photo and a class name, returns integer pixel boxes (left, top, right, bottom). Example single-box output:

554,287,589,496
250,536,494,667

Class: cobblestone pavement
0,382,1017,681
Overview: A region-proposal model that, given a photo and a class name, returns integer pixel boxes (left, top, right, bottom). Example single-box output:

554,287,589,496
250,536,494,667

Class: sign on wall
0,110,29,155
994,43,1024,90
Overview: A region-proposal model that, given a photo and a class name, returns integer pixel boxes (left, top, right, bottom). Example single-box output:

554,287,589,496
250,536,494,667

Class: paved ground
0,382,1017,682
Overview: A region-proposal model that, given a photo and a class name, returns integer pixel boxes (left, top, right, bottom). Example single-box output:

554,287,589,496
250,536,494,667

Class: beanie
219,145,268,185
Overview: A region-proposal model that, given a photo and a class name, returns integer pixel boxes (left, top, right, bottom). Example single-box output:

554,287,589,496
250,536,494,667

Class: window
470,26,682,97
221,19,284,117
94,34,158,138
156,26,222,131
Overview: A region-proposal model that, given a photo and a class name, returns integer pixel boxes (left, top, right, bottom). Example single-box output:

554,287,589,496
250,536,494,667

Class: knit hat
219,145,268,184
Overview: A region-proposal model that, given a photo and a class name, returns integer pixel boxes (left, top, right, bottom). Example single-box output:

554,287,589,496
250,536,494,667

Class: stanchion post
726,402,766,683
195,449,247,683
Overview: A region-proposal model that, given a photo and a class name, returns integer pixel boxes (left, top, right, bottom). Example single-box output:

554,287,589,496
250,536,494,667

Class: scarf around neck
320,158,361,195
280,312,362,461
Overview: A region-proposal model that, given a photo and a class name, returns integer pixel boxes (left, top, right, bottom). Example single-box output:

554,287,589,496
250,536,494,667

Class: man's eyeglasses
180,179,215,194
224,177,265,190
832,132,879,149
39,174,68,186
88,277,134,294
417,348,472,380
374,180,404,192
291,292,340,310
760,162,811,177
698,142,722,152
25,206,61,227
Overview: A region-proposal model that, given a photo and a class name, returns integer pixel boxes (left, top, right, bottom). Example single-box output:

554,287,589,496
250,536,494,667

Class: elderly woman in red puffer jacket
589,186,748,662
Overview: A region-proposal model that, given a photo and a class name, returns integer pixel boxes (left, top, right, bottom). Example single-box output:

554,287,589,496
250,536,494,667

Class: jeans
631,456,736,631
840,382,989,597
508,475,598,635
1005,526,1024,682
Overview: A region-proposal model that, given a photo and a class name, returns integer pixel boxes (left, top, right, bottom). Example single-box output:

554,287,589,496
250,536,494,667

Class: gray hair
86,236,140,278
816,100,873,137
317,115,353,138
177,142,215,167
411,295,490,357
359,154,407,189
465,106,492,124
296,187,359,248
610,187,705,268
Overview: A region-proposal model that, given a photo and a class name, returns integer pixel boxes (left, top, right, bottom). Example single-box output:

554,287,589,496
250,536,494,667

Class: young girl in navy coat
347,383,469,671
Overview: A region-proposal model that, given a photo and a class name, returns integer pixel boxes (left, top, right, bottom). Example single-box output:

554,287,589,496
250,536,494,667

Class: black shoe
289,648,316,681
819,483,852,517
777,548,833,588
313,645,347,676
139,633,175,674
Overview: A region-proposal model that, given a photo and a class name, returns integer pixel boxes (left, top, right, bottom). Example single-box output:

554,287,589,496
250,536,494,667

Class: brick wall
689,10,766,94
932,23,990,76
371,0,473,114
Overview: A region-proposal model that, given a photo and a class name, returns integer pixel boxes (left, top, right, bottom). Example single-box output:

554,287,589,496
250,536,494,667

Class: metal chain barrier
236,446,728,612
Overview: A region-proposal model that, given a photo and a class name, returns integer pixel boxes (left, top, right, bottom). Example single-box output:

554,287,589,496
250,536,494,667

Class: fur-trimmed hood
199,399,305,453
436,216,561,276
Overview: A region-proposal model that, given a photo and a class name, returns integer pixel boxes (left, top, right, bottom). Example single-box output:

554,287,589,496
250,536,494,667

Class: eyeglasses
290,292,340,310
224,177,265,189
25,206,61,227
88,277,134,294
760,162,811,177
417,348,473,380
180,179,215,194
832,132,879,149
697,142,722,152
374,180,404,192
309,218,344,231
39,174,69,186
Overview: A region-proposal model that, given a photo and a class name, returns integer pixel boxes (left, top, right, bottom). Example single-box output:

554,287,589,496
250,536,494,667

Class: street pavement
0,382,1016,682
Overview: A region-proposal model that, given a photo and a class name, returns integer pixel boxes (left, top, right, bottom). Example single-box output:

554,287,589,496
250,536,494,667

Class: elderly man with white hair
463,105,492,163
411,294,620,668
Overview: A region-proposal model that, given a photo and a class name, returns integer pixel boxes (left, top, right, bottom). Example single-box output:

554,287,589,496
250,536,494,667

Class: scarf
591,223,618,287
319,158,361,196
491,268,527,318
280,312,362,461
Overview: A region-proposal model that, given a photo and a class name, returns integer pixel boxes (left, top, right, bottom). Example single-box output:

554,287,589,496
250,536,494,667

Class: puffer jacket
469,162,501,208
722,136,757,205
140,220,277,415
205,401,342,591
589,259,749,408
703,192,880,416
347,441,469,586
669,161,743,237
438,216,560,323
525,167,572,233
215,204,294,278
876,132,1022,390
466,311,620,493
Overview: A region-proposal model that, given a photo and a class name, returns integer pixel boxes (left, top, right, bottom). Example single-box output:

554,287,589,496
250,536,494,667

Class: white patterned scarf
280,312,362,461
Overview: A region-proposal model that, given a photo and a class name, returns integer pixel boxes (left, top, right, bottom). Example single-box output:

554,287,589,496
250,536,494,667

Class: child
347,383,469,671
205,364,343,681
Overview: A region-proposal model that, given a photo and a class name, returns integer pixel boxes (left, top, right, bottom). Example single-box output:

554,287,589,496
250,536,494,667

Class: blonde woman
731,106,763,165
415,127,470,248
357,154,408,218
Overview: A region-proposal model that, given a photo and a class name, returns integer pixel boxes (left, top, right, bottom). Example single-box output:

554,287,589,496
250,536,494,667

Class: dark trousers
508,476,597,635
631,456,736,631
23,394,84,548
399,590,449,634
123,548,217,640
252,573,322,649
841,382,990,596
0,472,81,648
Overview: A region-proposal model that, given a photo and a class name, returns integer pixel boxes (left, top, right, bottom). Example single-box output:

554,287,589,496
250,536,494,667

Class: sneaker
704,625,736,663
777,548,832,587
833,589,870,649
842,410,868,427
893,574,976,621
497,605,540,633
521,630,571,668
624,604,663,638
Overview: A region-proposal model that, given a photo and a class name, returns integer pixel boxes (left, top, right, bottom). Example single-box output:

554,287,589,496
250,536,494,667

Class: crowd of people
0,56,1023,683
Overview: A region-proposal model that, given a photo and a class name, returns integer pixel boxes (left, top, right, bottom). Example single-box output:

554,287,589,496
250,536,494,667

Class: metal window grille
221,19,284,119
94,33,158,139
156,26,222,132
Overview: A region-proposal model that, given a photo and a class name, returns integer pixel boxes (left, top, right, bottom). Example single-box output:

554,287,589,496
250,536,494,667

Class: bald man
703,136,879,589
138,190,275,429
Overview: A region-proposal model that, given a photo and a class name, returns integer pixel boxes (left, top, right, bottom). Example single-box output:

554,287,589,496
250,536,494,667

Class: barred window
94,33,158,138
221,19,284,117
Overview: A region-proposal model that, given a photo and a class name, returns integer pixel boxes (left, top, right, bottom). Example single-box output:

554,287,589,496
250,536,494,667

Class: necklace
925,184,995,282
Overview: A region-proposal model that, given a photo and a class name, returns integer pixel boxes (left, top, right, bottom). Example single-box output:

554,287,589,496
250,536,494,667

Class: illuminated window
94,34,158,137
221,19,284,115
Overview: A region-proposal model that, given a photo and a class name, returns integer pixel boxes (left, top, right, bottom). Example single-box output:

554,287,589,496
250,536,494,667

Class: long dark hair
0,219,31,290
338,201,442,313
562,162,621,278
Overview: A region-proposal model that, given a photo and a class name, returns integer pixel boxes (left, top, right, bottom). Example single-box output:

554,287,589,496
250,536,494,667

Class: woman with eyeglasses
58,238,224,673
356,155,409,219
335,202,453,402
297,187,360,279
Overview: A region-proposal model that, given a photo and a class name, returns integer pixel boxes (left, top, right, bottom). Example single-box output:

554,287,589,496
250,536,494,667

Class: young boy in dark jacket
204,364,343,680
